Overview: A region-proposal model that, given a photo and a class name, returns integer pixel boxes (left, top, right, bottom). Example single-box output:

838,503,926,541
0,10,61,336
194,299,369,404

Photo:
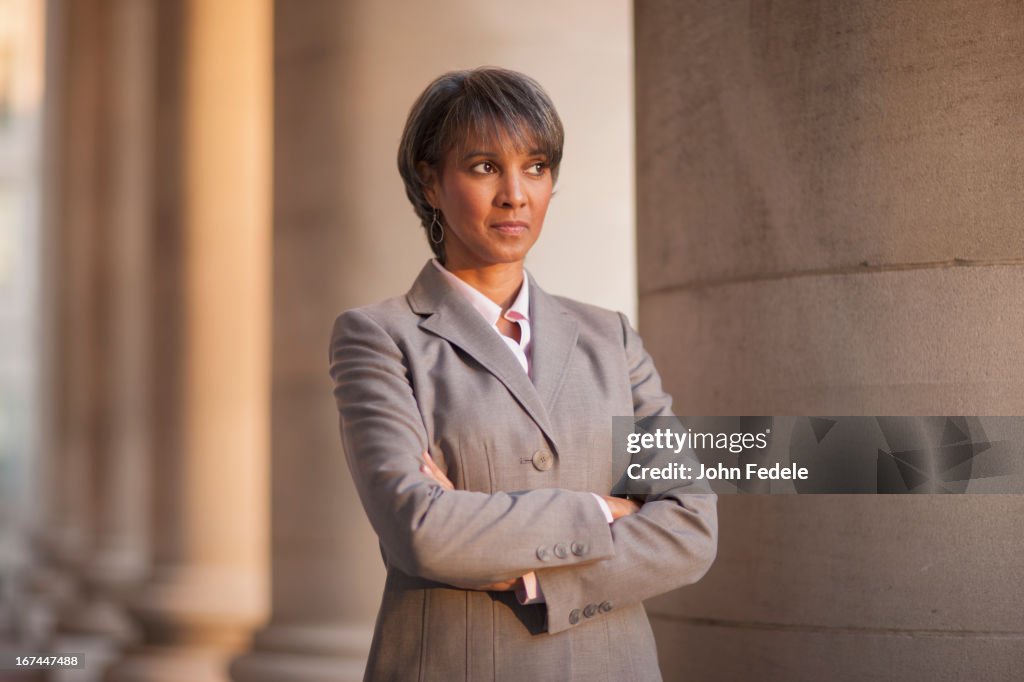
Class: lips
491,221,528,234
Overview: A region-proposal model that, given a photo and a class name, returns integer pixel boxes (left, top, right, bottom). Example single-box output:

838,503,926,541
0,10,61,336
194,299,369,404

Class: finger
420,452,454,490
420,465,452,491
421,451,442,478
419,459,443,483
476,581,514,592
423,451,447,478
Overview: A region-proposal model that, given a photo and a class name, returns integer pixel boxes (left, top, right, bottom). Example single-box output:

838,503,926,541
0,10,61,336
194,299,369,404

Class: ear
417,161,439,207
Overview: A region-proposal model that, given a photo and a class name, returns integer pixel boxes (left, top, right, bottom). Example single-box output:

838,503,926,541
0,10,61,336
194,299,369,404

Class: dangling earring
430,208,445,244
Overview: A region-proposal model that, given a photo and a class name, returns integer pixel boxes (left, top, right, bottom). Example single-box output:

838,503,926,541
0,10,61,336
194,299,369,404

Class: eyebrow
461,148,547,160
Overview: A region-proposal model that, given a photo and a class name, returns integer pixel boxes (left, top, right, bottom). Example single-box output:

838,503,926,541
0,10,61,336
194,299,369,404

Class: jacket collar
406,260,578,454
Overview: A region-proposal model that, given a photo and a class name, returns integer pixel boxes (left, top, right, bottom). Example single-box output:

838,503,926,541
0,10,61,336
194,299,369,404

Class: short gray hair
397,67,564,263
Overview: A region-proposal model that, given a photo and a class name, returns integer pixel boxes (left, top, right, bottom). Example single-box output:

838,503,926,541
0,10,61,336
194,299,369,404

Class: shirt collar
431,258,530,326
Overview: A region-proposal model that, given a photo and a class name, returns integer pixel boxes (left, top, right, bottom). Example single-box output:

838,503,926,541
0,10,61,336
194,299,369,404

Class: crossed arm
332,308,626,586
331,308,717,632
419,449,640,592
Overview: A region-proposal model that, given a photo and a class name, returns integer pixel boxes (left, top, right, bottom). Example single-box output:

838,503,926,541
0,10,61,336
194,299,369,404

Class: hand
420,450,454,490
447,575,520,592
471,577,519,592
602,495,640,520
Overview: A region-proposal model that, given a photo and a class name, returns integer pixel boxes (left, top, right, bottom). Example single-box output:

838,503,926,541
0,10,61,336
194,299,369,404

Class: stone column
228,3,379,680
29,4,158,679
52,0,154,655
636,1,1024,681
106,0,272,680
31,0,104,647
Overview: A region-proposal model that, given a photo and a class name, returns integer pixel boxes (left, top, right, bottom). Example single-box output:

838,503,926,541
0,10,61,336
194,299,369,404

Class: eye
526,162,548,176
471,161,496,174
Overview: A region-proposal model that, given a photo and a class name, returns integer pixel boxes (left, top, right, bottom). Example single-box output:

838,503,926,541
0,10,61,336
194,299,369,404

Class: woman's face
422,130,554,271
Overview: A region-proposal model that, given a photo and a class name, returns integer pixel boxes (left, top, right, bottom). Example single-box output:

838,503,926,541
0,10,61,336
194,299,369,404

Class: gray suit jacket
329,261,717,681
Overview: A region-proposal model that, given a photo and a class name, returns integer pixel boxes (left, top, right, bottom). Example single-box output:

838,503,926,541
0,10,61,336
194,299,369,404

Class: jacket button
531,450,553,471
599,601,613,613
553,543,568,559
583,603,598,618
536,546,550,561
569,609,581,625
570,541,588,556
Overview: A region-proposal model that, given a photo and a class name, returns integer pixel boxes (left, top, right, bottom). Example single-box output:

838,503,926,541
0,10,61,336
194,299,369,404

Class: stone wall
635,2,1024,679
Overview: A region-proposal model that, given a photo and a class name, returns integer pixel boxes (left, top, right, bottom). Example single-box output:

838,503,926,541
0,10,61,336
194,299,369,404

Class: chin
494,240,538,261
448,237,537,269
490,248,532,264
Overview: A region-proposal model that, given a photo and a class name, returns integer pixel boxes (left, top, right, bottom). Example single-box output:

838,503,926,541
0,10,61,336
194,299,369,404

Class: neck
443,261,524,310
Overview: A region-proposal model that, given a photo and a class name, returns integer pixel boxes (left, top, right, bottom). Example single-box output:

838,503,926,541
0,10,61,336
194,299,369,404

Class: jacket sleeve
532,312,719,634
330,308,616,587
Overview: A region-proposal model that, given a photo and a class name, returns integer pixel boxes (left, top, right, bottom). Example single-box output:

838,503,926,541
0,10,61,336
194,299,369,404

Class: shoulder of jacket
550,294,621,322
332,295,417,335
549,294,627,339
342,294,411,318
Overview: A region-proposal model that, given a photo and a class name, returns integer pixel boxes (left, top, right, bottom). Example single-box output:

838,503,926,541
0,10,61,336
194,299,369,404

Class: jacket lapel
526,271,579,417
407,262,568,453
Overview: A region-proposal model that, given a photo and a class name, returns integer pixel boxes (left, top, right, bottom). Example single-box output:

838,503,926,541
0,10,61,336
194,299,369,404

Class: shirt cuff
590,492,614,524
516,571,545,604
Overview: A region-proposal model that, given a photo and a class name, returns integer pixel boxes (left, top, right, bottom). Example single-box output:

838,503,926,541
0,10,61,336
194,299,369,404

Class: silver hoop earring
429,208,444,245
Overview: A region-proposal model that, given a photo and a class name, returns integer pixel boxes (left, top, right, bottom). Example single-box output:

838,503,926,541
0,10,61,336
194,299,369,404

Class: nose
495,171,526,208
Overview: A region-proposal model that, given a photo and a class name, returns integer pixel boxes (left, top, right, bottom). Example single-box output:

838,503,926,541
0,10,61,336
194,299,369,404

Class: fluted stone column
106,0,272,680
13,4,156,679
28,1,140,677
636,2,1024,681
50,0,154,657
34,0,104,647
228,3,379,680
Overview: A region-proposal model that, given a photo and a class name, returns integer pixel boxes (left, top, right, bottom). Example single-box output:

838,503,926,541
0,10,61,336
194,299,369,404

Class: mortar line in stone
640,257,1024,298
649,614,1024,639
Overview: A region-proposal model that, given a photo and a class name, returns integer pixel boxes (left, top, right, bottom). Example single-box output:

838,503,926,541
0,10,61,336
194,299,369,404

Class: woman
330,67,717,681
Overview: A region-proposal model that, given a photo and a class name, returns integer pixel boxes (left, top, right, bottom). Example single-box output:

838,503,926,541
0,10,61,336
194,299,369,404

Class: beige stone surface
636,2,1024,678
640,266,1024,416
262,381,382,624
636,0,1024,295
646,495,1024,632
651,618,1024,682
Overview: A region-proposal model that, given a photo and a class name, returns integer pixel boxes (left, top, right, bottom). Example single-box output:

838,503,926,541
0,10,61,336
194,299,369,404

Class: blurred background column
30,0,107,658
12,4,156,679
229,3,379,679
48,1,154,669
107,0,271,680
636,2,1024,680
